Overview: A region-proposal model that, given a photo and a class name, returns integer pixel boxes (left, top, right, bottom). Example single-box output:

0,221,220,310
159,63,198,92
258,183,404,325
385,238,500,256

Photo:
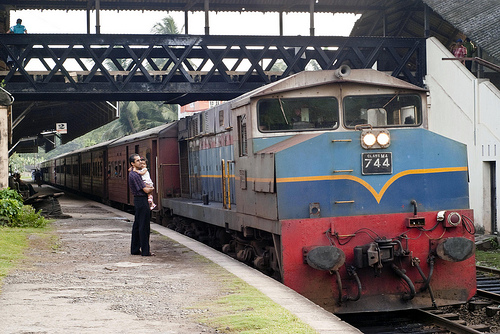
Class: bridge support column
0,105,8,188
0,9,9,34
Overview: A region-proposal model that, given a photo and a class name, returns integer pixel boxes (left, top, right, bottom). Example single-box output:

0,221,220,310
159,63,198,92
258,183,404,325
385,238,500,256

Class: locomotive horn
334,65,351,78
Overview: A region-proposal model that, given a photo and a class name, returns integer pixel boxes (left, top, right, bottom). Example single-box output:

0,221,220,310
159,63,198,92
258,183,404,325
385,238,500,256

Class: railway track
340,266,500,333
341,309,488,333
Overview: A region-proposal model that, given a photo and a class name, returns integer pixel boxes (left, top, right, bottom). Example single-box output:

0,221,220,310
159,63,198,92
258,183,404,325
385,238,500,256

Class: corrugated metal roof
5,1,498,62
423,0,500,61
2,0,382,13
349,0,500,63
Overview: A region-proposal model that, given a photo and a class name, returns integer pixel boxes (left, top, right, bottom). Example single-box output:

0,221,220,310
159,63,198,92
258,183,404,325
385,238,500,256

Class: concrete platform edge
95,202,361,334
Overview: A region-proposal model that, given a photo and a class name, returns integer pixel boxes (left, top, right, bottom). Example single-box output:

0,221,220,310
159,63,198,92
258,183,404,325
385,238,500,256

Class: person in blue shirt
7,18,27,34
5,19,27,69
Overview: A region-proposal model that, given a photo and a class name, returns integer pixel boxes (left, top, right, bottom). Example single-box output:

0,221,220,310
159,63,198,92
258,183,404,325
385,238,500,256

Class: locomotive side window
238,115,248,156
344,94,421,128
257,97,338,132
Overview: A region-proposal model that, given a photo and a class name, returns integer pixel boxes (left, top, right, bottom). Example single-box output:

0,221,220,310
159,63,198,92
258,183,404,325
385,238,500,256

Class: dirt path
0,197,223,334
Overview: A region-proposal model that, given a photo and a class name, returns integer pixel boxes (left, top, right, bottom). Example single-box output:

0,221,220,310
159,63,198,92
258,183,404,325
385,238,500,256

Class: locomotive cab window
257,97,339,132
344,94,422,128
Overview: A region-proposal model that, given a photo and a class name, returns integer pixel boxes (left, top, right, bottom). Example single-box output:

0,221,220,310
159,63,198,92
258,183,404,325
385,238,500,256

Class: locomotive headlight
376,131,390,147
361,132,377,147
360,129,391,149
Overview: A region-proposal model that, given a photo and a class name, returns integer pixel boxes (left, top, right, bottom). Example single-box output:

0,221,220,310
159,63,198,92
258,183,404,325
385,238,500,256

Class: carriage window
257,97,339,132
344,94,421,128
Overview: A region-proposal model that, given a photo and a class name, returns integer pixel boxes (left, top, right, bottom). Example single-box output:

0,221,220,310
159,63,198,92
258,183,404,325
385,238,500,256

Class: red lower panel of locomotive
281,210,475,313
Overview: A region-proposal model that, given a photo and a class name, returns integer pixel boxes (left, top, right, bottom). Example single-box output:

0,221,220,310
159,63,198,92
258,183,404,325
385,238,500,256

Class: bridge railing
0,34,426,102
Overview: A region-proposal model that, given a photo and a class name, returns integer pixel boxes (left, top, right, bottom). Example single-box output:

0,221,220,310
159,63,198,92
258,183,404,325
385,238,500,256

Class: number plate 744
362,152,393,175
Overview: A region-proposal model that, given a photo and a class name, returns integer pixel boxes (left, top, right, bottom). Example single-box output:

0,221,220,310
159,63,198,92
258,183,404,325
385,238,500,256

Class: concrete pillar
0,105,8,188
204,0,210,35
0,9,9,34
309,0,315,36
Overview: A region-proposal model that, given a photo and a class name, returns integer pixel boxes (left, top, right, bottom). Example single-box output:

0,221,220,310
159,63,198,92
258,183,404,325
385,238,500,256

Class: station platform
0,185,361,334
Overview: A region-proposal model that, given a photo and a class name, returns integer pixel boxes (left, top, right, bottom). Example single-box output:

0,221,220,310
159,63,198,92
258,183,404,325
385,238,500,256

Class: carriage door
179,140,189,197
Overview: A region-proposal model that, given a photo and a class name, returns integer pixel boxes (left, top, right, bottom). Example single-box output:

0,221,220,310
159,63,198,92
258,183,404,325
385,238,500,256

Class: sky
9,9,360,36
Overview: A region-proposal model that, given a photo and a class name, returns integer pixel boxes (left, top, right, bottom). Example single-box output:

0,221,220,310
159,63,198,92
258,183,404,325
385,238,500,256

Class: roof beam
0,1,386,13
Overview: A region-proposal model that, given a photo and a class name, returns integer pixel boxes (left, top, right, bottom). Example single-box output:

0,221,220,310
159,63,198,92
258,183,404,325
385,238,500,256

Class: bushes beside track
0,188,48,228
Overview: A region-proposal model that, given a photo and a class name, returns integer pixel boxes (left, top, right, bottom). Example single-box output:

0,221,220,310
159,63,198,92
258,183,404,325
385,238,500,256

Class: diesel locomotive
42,67,476,313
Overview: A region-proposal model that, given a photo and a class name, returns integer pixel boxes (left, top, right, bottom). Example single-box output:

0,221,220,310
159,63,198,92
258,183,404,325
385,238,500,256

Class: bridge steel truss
0,34,426,104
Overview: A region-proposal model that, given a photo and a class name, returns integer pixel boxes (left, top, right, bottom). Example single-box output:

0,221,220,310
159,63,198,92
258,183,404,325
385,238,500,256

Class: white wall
426,37,500,233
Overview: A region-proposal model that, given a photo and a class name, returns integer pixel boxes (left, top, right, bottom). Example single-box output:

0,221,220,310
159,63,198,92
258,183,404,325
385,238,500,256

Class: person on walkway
452,39,467,65
34,169,42,187
128,154,155,256
130,157,157,210
463,38,477,71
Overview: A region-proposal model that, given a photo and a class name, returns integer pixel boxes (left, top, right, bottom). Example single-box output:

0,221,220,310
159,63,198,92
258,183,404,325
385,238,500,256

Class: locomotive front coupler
353,237,408,274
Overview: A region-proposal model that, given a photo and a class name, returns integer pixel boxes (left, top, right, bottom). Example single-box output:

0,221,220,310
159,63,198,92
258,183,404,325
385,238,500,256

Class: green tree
151,15,181,34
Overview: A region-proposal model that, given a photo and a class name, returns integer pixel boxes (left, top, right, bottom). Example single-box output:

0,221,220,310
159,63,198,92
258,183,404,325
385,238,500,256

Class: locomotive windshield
344,94,422,128
257,97,339,132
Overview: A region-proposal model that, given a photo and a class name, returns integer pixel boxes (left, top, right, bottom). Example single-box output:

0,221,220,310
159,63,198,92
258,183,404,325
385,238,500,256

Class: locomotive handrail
222,159,235,210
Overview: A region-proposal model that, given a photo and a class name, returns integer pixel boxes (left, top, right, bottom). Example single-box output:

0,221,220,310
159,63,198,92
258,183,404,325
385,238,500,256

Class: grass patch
476,249,500,268
194,271,317,334
0,225,51,289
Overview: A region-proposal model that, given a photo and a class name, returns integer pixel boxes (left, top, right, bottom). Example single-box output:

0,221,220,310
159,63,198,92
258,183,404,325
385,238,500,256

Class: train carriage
54,157,65,187
78,141,111,199
107,123,177,208
39,159,54,184
65,153,79,191
163,67,476,313
156,122,181,202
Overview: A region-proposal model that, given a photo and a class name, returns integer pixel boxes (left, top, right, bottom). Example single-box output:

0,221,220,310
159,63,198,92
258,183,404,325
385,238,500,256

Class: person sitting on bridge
7,19,27,34
5,19,27,69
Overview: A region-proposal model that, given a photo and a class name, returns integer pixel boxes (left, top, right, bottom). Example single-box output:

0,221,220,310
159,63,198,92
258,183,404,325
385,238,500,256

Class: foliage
10,205,48,228
489,236,499,249
476,249,500,269
0,188,23,201
43,100,179,159
0,199,23,225
151,15,182,34
9,152,45,173
0,189,48,228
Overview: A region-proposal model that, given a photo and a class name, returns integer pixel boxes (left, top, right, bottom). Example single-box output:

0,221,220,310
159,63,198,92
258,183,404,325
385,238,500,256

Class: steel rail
414,309,484,334
476,265,500,276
